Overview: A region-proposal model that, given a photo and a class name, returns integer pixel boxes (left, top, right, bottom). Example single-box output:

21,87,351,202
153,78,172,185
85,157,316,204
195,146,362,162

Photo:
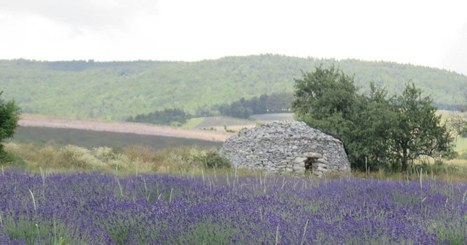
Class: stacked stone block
219,121,350,177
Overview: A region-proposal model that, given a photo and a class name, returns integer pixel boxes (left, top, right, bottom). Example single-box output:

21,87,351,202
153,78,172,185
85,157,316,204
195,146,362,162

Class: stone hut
219,121,350,176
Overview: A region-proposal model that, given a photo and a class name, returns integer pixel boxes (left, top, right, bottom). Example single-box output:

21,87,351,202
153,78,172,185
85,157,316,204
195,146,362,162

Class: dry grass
2,143,269,177
2,142,466,181
446,158,467,168
454,136,467,154
3,143,209,175
352,167,466,182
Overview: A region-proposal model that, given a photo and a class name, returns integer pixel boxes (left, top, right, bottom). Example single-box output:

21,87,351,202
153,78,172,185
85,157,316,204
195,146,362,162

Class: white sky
0,0,466,75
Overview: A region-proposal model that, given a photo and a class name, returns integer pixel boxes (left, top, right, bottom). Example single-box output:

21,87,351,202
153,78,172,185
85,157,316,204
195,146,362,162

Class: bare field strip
11,126,222,149
19,114,233,142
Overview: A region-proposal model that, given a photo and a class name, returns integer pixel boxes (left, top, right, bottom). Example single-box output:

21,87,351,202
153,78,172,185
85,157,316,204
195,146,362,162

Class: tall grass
2,142,466,181
2,143,241,176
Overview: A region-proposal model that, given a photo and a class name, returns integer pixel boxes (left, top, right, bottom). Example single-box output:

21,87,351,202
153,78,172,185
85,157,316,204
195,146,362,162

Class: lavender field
0,170,465,244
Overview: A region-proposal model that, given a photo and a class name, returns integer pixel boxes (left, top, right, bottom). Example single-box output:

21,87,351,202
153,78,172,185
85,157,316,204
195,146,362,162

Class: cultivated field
10,126,221,150
0,171,464,244
19,114,232,142
180,113,295,133
1,112,464,244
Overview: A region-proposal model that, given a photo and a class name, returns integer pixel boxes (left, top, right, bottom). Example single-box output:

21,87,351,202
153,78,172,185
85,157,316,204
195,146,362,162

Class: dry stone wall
219,121,350,176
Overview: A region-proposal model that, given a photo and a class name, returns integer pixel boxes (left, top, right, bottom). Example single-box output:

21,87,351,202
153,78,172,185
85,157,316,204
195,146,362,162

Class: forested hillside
0,55,465,120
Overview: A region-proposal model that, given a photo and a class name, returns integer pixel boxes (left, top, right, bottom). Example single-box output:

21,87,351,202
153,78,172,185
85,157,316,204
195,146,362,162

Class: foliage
292,66,357,136
192,151,231,169
218,92,292,118
127,93,292,123
447,114,467,137
390,84,454,170
128,108,189,126
2,216,71,245
0,91,20,158
0,171,464,244
0,55,466,120
348,84,397,170
292,67,454,171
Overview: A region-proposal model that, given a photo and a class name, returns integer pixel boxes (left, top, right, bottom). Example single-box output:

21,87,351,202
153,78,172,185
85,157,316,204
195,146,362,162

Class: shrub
0,92,20,158
459,151,467,160
192,151,230,169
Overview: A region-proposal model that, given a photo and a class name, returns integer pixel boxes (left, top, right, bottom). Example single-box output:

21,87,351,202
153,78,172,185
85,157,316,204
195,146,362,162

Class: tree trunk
401,149,408,172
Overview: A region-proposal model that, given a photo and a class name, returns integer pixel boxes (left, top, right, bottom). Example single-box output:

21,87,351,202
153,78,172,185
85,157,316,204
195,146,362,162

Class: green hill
0,55,465,120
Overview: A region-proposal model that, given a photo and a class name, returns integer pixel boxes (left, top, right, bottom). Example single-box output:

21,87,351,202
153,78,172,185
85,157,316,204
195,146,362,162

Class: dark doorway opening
304,157,316,173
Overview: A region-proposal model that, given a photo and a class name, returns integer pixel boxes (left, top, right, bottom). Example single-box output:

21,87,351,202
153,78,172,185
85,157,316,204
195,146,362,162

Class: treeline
217,92,292,118
127,93,293,124
127,109,189,126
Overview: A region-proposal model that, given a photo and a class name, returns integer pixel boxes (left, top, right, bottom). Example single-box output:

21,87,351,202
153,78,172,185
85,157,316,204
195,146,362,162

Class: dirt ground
19,114,233,142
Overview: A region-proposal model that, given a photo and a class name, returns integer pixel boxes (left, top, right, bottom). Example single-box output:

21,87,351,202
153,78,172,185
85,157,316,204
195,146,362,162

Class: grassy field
183,116,256,130
449,136,467,168
181,113,295,133
454,136,467,153
249,113,294,121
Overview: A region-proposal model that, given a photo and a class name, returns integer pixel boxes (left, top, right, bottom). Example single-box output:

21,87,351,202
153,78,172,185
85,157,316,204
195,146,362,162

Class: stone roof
233,121,340,142
220,121,351,176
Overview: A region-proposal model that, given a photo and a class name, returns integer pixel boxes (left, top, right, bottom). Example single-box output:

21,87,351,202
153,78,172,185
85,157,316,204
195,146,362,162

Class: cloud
444,23,467,75
0,0,158,31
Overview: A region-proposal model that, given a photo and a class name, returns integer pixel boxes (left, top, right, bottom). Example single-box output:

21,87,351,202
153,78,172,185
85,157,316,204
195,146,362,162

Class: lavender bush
0,170,465,244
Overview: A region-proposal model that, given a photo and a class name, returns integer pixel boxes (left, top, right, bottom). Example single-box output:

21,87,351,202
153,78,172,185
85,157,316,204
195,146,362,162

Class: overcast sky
0,0,466,75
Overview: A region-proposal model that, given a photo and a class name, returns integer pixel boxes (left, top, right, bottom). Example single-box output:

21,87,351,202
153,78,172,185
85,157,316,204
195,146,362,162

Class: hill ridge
1,54,465,120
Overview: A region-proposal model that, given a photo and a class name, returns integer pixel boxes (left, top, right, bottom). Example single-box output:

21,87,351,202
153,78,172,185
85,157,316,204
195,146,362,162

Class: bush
0,149,12,165
0,147,26,167
0,92,20,156
192,151,230,169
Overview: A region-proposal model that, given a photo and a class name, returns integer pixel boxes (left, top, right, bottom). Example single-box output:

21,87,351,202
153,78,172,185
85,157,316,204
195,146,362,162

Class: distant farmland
10,127,221,149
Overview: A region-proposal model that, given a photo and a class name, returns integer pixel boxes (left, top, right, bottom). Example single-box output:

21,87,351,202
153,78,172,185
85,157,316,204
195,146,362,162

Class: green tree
292,67,454,172
292,66,372,170
390,84,453,170
128,108,188,126
348,84,397,170
292,65,357,138
0,91,20,155
292,67,397,170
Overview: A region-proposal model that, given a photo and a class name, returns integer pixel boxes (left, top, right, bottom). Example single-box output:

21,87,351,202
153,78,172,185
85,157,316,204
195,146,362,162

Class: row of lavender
0,170,465,244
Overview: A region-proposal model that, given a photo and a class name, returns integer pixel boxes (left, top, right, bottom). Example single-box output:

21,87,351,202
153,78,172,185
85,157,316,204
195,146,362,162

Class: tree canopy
0,91,20,155
390,84,453,169
292,66,453,171
127,108,188,126
218,93,292,118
